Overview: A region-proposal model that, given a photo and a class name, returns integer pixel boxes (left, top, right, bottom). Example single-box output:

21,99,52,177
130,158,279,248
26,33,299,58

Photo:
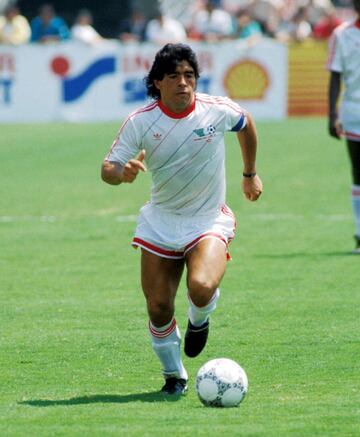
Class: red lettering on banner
122,54,153,73
0,54,15,75
197,51,213,71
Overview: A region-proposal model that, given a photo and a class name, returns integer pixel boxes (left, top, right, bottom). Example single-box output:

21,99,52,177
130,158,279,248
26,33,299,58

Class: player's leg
346,139,360,252
184,238,227,357
140,249,188,393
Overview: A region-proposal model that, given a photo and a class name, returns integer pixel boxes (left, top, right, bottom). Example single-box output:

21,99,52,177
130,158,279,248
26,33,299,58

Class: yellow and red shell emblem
224,60,269,100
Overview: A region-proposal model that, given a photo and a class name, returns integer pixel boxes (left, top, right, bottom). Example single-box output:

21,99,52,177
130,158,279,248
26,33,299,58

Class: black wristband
242,172,257,178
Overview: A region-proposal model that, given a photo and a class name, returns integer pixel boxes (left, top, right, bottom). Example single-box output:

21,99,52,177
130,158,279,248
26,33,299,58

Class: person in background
145,11,187,44
327,0,360,253
190,0,233,41
312,7,342,39
30,3,70,43
276,6,312,42
247,0,281,38
71,9,103,45
119,8,147,43
305,0,333,29
101,43,262,395
0,5,30,45
234,7,263,43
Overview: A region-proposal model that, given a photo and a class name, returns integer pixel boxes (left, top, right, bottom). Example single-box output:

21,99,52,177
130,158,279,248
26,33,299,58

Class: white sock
149,319,188,380
188,288,220,327
352,185,360,237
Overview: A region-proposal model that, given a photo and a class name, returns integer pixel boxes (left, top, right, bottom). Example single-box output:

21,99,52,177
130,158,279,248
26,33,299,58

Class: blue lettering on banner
52,55,212,105
123,79,147,103
63,57,116,102
51,55,116,103
123,76,212,104
0,79,12,104
196,77,211,94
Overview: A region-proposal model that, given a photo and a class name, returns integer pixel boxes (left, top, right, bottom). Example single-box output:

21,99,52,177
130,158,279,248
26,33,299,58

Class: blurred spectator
119,8,147,43
222,0,250,14
158,0,195,30
276,6,312,42
0,5,30,45
234,7,263,42
71,9,103,45
30,3,70,43
277,0,298,24
331,0,352,5
312,7,342,39
249,0,281,37
305,0,331,28
189,0,233,41
145,11,187,44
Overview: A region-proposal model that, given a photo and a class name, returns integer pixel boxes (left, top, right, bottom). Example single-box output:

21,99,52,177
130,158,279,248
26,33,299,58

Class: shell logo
223,60,269,100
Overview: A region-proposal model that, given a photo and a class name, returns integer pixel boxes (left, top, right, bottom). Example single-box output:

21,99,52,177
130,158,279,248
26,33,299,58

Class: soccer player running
327,0,360,253
101,43,263,395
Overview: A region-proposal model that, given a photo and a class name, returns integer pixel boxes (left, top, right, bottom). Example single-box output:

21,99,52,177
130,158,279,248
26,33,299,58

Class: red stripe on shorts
132,237,184,259
345,131,360,141
183,232,228,255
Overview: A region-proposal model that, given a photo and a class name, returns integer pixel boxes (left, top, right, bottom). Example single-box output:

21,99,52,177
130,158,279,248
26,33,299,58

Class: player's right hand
121,149,147,183
328,118,343,140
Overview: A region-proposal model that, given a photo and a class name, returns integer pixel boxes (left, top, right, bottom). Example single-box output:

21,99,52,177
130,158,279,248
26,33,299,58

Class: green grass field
1,119,359,436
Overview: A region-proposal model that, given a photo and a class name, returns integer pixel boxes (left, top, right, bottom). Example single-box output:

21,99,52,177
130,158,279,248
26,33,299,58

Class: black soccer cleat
161,377,188,395
184,319,209,358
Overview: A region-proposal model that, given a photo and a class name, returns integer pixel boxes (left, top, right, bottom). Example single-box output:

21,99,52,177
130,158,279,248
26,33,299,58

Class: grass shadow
19,391,183,407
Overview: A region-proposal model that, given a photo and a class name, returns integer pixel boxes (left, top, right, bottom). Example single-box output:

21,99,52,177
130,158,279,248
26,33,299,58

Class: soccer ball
196,358,248,407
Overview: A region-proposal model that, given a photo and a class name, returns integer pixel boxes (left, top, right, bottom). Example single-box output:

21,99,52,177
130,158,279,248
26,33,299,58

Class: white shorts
132,203,236,259
341,101,360,142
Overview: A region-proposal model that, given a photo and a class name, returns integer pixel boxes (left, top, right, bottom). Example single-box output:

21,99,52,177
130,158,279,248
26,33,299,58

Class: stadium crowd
0,0,355,46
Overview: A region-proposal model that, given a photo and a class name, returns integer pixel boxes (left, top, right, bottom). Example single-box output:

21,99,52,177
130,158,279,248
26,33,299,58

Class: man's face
154,60,196,113
41,7,54,24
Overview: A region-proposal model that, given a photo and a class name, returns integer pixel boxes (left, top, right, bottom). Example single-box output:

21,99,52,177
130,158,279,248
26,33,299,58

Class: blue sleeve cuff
230,114,246,132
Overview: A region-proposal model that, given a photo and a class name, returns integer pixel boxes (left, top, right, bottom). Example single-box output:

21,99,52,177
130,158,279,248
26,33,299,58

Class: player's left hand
242,174,263,201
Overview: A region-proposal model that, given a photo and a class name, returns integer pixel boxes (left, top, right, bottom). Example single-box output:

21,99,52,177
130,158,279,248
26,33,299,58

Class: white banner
0,39,287,123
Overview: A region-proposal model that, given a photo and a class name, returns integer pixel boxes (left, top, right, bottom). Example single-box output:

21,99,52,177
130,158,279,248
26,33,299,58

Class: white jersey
106,93,247,216
327,18,360,140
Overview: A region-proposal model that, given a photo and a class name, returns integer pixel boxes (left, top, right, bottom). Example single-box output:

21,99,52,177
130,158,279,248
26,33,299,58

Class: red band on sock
149,319,177,338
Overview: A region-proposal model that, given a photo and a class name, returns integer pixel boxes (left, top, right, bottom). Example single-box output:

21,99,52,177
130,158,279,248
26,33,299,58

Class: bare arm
328,71,342,139
101,149,146,185
236,112,263,202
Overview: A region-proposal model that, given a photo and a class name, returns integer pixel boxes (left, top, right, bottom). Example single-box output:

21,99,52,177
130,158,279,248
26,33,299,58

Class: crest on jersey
193,124,216,137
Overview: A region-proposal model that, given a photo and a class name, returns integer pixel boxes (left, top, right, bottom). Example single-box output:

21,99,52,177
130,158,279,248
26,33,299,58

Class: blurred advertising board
0,39,287,123
288,41,329,116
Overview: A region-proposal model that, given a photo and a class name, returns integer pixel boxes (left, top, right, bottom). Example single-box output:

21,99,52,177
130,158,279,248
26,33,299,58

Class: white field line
0,214,138,223
116,215,138,222
0,215,57,223
248,213,351,222
0,213,352,223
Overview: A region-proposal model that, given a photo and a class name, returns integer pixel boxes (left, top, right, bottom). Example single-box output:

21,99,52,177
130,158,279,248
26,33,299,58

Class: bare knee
146,298,174,326
187,275,219,307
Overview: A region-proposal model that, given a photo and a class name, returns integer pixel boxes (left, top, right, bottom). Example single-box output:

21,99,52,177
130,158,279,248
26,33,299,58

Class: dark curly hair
144,43,200,100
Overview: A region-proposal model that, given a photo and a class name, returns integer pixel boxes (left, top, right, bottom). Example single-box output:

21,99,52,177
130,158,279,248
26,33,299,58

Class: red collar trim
158,97,196,119
356,18,360,29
